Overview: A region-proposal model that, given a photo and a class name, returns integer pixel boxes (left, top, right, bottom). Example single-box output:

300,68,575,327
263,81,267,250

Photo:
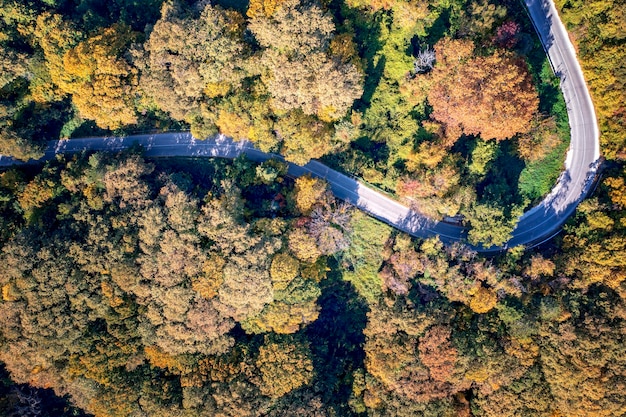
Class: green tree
466,203,519,247
469,140,498,176
460,0,507,39
275,110,335,165
254,335,314,398
241,276,321,334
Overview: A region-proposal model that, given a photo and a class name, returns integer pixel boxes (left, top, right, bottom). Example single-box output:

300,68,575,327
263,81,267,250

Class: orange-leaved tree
427,38,539,141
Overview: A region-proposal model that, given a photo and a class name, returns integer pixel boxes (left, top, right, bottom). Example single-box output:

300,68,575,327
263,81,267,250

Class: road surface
0,0,599,253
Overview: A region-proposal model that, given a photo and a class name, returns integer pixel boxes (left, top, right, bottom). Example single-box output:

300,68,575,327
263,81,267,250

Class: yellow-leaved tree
294,175,328,214
254,335,314,398
61,24,139,129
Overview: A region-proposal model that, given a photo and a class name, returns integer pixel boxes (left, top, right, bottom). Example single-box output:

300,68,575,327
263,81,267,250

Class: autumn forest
0,0,625,415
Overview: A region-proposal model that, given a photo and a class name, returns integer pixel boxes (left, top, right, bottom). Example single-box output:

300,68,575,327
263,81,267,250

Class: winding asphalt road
0,0,599,252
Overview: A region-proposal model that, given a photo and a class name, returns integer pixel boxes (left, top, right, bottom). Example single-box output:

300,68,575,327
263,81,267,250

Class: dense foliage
0,147,625,416
0,0,625,415
0,0,572,242
0,151,352,416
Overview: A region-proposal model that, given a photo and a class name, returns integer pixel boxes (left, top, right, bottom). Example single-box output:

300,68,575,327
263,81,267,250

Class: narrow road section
0,0,600,252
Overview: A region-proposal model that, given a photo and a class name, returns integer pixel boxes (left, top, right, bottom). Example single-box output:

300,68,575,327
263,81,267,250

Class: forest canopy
0,146,624,417
0,0,575,239
0,0,625,416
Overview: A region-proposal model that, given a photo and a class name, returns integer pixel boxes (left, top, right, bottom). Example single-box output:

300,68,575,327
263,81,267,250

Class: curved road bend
0,0,599,253
501,0,600,250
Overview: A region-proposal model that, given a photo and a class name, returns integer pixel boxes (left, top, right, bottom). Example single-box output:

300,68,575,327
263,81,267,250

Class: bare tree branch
413,46,436,74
